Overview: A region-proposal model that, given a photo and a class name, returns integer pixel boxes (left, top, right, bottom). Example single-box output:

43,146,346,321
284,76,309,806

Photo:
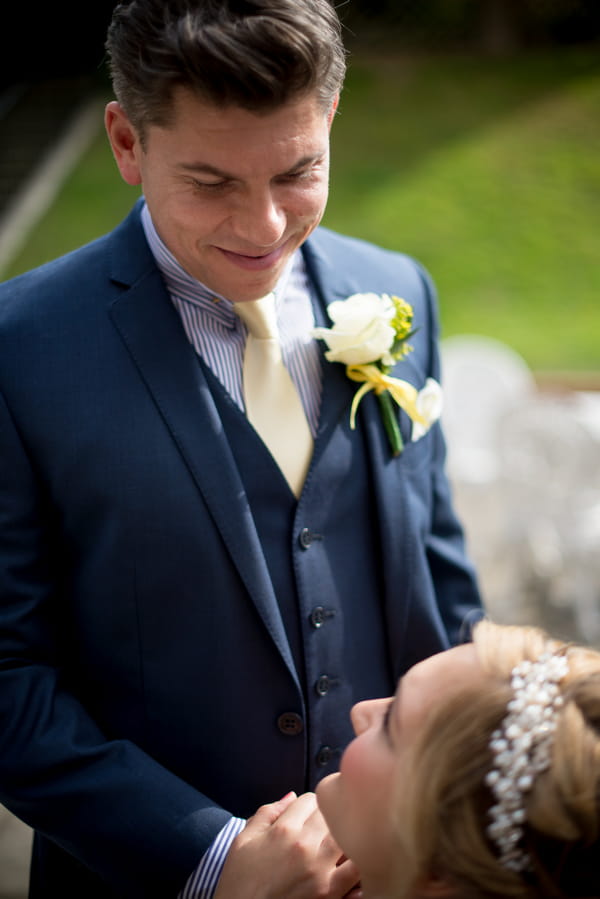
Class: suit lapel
302,233,414,668
303,231,426,444
106,224,298,683
301,236,358,452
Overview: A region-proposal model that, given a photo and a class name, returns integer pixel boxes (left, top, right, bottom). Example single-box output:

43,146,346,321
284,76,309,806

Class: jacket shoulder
0,203,154,329
306,226,437,306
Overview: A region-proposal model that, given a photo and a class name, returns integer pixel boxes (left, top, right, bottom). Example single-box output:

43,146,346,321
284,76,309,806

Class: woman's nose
350,698,389,736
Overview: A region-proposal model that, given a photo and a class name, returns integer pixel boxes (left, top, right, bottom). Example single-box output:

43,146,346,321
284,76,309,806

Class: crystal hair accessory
485,650,569,873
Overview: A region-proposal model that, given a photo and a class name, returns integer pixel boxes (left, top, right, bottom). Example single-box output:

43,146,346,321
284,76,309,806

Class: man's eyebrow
177,162,234,178
176,153,325,179
282,152,326,173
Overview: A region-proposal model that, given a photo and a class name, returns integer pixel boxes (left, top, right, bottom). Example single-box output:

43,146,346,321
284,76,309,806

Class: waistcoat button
277,712,304,735
315,675,330,696
316,745,333,766
310,606,326,627
309,606,335,628
298,527,313,549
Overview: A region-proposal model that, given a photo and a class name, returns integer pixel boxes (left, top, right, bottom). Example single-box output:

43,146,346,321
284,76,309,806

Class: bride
214,619,600,898
316,619,600,899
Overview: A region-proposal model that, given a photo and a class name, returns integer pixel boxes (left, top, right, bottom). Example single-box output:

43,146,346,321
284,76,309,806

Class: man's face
106,88,337,302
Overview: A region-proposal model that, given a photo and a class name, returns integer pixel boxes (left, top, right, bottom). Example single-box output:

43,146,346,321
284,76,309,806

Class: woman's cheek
338,733,375,798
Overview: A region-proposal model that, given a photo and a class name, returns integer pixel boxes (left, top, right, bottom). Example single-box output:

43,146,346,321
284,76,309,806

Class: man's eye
282,169,312,182
191,179,228,191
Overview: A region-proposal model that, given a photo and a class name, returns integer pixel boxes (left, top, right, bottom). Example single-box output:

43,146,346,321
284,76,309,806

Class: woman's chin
315,772,342,833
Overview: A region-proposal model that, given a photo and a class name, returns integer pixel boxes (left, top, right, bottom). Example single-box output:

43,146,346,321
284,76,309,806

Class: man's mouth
217,243,287,271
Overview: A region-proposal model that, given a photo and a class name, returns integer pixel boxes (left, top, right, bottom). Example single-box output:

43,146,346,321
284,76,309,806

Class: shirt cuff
178,816,246,899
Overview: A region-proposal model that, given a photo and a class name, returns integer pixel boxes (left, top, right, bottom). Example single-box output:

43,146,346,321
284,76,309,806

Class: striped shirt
140,203,321,897
140,204,323,436
178,817,246,899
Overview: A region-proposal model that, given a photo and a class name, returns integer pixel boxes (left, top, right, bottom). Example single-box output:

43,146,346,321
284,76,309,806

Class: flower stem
378,391,403,456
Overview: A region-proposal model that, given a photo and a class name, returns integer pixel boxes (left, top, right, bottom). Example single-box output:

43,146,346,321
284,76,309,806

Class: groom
0,1,482,897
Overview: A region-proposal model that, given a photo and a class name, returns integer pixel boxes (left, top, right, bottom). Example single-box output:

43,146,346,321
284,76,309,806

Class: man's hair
105,0,346,133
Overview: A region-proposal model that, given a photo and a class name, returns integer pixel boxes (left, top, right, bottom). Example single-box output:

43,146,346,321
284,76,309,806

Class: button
315,675,331,696
309,606,335,628
310,606,326,627
298,528,314,549
277,712,304,736
316,745,333,767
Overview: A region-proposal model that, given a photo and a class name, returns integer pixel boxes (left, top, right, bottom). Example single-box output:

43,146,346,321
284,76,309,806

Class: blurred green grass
5,48,600,371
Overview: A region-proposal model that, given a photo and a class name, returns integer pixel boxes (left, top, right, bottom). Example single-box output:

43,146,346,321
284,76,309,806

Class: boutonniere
313,293,442,456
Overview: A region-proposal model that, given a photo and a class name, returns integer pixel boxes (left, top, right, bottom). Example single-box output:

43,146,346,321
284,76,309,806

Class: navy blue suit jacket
0,204,481,897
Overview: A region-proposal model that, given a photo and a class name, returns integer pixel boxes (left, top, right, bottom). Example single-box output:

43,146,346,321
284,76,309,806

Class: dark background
0,2,598,236
1,0,600,86
342,0,600,53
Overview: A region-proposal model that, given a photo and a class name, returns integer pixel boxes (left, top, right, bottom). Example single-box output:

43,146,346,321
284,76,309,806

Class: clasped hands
214,791,361,899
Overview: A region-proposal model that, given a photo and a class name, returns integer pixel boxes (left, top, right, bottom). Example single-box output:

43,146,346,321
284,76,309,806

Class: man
0,1,482,897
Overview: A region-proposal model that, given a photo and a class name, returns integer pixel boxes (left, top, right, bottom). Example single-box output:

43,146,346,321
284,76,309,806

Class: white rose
412,378,443,442
312,293,396,366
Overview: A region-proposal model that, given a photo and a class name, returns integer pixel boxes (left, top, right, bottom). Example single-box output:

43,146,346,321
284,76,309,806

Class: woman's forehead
397,644,483,725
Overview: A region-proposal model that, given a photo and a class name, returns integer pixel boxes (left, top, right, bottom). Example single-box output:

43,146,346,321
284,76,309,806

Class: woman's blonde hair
398,620,600,899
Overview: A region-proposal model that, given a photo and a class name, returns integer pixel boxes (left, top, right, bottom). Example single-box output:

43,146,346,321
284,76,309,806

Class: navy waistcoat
203,359,394,787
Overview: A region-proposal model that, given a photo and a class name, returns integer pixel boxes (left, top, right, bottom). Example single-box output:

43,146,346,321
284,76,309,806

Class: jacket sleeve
0,386,230,898
416,262,484,645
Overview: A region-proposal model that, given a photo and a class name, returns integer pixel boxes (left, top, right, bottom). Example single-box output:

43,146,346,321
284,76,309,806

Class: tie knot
234,294,278,340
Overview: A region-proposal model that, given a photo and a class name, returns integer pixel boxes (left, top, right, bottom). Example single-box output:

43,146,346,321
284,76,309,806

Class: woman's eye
381,700,395,745
382,703,391,732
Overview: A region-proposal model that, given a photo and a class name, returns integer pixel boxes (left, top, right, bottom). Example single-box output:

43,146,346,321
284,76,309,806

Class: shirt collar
140,201,297,327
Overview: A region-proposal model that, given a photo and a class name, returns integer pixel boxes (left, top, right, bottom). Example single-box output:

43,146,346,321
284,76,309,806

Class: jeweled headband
485,649,570,873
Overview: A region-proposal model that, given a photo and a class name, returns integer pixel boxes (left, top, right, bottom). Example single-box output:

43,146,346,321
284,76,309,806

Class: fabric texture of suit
0,202,482,897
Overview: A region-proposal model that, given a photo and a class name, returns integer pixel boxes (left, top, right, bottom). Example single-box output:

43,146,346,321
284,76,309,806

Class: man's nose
232,189,286,247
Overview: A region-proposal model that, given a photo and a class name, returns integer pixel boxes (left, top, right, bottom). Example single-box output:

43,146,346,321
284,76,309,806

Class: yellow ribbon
346,364,428,430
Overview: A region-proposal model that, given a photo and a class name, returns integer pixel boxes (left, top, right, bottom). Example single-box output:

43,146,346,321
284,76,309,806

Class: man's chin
209,254,294,302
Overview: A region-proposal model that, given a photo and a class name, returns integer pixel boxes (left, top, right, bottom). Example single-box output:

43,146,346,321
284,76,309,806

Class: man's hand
214,792,361,899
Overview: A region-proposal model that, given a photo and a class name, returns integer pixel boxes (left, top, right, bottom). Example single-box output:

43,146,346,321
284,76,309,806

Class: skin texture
317,644,483,899
105,87,338,303
214,792,361,899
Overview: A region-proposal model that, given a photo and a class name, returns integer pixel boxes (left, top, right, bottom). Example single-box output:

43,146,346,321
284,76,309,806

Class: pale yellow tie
234,294,313,498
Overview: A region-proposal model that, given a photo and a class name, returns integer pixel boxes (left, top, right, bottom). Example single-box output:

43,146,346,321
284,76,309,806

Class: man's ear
104,101,143,186
326,92,340,129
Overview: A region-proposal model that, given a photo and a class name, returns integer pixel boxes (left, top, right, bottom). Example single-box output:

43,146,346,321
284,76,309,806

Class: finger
277,794,344,858
299,803,346,857
244,791,298,833
330,857,362,898
271,790,319,827
273,796,348,868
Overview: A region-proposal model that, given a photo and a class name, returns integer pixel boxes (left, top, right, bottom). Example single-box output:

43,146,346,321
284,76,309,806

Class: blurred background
0,1,599,895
